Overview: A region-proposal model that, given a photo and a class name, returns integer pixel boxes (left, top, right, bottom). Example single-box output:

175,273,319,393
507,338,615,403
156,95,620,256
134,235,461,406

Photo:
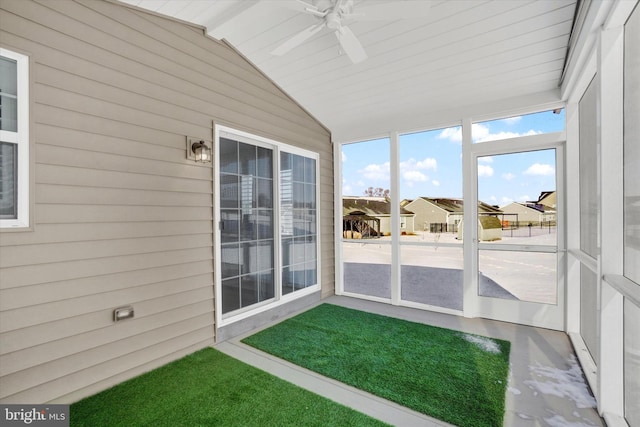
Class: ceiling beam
204,0,263,40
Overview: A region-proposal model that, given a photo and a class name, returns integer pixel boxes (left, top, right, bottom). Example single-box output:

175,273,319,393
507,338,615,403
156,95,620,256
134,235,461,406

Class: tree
363,187,390,198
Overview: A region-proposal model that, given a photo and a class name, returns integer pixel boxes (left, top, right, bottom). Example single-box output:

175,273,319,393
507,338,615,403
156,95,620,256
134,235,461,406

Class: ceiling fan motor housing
326,11,341,29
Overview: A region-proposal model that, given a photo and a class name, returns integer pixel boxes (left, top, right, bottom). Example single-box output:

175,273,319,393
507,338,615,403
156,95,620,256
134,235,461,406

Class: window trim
623,2,640,287
0,47,29,229
214,125,321,327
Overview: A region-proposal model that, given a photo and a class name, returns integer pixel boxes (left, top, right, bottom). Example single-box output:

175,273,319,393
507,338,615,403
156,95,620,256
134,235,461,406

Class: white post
462,118,477,317
390,131,401,305
597,24,625,419
564,101,581,334
334,140,344,295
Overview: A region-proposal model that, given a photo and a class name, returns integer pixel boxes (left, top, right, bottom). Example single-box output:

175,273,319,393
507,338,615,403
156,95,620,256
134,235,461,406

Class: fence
500,220,557,229
426,220,557,237
501,220,557,238
428,223,459,233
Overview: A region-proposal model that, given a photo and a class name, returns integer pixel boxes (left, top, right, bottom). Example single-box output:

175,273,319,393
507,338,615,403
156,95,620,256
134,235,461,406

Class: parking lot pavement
342,228,558,304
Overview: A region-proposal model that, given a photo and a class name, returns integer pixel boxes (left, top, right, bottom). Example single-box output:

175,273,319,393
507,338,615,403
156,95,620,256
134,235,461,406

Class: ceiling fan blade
335,25,367,64
356,1,432,21
271,22,326,56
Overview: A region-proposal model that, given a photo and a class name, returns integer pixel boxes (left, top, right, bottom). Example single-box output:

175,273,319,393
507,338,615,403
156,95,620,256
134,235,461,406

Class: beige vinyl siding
500,202,543,224
0,0,332,403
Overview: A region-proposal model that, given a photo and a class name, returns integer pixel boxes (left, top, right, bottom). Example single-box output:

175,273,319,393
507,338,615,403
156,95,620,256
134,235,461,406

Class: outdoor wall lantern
186,137,212,163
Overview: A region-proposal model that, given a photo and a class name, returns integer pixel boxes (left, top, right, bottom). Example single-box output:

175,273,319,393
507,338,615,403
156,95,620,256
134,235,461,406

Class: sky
341,109,565,207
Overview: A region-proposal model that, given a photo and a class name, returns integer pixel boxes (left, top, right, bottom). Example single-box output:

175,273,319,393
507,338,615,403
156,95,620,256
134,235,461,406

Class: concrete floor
216,295,604,427
343,229,558,305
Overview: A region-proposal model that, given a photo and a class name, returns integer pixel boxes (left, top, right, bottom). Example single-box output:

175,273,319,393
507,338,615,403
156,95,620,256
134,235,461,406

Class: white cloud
401,157,437,172
478,164,494,177
359,162,390,181
438,127,462,142
403,170,428,182
489,195,497,202
518,195,531,202
524,163,555,176
358,157,438,184
478,156,493,163
342,151,347,162
501,116,522,125
432,180,440,187
475,129,541,143
438,124,541,143
502,172,516,181
398,157,437,187
472,123,490,141
341,177,355,195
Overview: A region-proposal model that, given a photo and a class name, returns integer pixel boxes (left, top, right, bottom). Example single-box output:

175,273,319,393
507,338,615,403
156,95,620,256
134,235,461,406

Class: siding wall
404,199,448,231
500,202,542,224
0,0,333,404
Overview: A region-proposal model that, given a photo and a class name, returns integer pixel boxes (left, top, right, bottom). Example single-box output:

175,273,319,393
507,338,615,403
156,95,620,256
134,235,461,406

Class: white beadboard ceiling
118,0,577,142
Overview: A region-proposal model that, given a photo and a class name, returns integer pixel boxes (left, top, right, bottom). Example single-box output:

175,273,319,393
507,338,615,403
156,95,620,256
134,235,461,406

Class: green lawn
242,304,511,427
71,347,389,427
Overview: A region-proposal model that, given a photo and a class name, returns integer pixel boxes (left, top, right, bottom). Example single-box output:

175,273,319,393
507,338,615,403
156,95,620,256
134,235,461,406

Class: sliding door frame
214,125,321,329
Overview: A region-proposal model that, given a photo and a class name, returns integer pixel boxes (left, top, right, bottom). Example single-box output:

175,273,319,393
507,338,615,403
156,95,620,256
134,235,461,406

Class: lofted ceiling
118,0,578,142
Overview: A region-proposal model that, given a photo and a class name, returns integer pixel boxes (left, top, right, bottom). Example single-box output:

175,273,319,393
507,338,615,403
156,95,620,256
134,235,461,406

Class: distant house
402,197,502,233
534,191,557,223
500,202,548,225
343,197,415,236
502,191,557,225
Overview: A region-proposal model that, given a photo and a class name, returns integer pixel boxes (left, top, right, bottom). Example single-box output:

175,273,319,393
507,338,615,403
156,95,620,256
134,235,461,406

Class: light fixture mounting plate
186,136,204,160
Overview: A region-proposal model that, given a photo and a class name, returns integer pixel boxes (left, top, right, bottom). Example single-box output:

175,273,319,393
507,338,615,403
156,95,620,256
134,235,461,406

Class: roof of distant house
537,191,555,202
521,202,555,212
406,197,502,214
501,201,544,213
343,197,415,216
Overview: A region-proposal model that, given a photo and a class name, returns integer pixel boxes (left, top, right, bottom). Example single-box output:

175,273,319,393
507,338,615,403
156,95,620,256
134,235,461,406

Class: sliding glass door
219,137,275,314
280,152,318,295
216,127,320,323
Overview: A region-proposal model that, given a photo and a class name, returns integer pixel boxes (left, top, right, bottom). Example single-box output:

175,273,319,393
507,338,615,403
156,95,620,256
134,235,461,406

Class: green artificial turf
242,304,511,427
70,347,389,427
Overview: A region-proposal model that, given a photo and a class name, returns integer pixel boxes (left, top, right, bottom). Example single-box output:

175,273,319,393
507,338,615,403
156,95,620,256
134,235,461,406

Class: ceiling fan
271,0,432,64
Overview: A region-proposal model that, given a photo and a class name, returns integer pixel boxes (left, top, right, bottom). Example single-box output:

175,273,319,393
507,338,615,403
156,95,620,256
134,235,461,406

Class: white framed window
215,126,320,325
0,48,29,228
